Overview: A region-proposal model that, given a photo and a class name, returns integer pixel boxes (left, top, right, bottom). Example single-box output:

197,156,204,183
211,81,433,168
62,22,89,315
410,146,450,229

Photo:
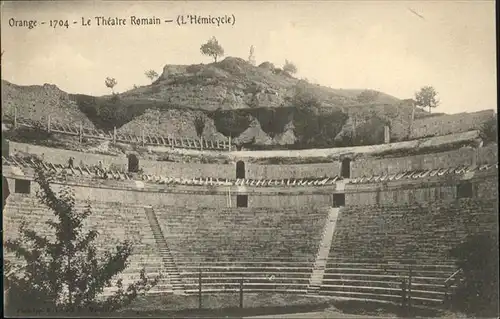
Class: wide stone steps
308,208,340,292
315,259,456,306
143,206,184,293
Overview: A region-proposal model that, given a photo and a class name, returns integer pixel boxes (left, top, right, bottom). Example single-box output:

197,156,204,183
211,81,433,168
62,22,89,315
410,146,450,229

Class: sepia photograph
1,1,498,318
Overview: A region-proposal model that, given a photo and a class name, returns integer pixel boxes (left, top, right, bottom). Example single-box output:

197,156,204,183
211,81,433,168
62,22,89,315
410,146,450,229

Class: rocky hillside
2,57,448,149
119,57,401,111
1,80,95,128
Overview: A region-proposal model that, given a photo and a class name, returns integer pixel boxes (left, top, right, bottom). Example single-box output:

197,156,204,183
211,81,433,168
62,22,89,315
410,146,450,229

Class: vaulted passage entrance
236,161,245,179
237,195,248,208
341,158,351,178
332,193,345,208
128,154,139,173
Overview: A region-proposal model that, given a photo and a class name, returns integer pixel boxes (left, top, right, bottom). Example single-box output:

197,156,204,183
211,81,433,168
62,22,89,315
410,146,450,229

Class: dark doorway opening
236,161,245,179
15,179,31,194
457,182,473,198
128,154,139,173
332,193,345,207
237,195,248,208
341,158,351,178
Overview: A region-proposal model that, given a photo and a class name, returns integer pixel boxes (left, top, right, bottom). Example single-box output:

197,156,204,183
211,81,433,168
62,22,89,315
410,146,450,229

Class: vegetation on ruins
105,77,118,94
415,86,439,113
479,115,498,144
144,70,159,83
200,36,225,63
4,165,160,316
4,46,488,151
448,232,499,317
351,115,390,146
211,108,252,138
290,82,348,148
283,60,298,75
252,107,293,139
356,89,380,104
72,94,150,129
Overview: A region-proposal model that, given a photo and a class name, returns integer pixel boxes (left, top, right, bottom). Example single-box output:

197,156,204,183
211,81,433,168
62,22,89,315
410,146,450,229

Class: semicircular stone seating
2,155,345,188
3,152,497,306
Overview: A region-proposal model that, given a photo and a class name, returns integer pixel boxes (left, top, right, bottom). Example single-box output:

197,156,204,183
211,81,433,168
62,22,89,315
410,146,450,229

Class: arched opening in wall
128,154,139,173
341,158,351,178
236,161,245,179
332,193,345,208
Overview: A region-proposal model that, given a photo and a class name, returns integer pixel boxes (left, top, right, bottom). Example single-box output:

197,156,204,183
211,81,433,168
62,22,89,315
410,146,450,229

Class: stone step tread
320,284,446,295
319,291,443,303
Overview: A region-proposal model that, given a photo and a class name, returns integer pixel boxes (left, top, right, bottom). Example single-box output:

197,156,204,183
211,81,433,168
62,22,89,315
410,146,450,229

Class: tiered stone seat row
153,206,329,293
3,155,343,188
319,259,456,306
3,196,172,295
349,163,498,184
329,200,497,263
3,155,134,179
176,261,315,294
145,176,342,187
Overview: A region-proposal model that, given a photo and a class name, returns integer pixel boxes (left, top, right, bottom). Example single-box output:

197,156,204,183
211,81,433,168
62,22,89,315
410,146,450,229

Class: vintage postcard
1,1,498,318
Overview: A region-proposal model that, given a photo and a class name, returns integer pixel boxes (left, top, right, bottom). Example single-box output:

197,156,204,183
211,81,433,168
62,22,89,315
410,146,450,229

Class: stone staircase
144,206,185,294
307,207,341,294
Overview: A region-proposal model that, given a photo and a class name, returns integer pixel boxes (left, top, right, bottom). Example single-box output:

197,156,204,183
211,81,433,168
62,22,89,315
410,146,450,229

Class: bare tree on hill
200,36,224,63
145,70,159,83
105,77,118,94
415,86,439,113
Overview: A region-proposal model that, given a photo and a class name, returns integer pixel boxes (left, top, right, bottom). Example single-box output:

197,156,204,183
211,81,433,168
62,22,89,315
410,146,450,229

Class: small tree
248,45,256,66
415,86,439,113
194,115,205,139
283,60,297,75
200,36,224,63
105,77,117,94
4,164,160,316
144,70,159,83
356,90,380,104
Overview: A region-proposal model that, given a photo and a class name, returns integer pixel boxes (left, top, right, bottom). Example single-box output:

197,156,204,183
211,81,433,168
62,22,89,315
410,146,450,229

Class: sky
1,0,497,114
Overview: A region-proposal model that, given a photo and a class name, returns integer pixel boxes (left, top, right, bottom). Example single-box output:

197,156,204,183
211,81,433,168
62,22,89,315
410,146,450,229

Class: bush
290,84,348,147
356,90,380,104
448,232,499,317
252,108,293,139
351,116,389,146
211,108,251,138
4,165,161,316
479,115,498,144
283,60,297,75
